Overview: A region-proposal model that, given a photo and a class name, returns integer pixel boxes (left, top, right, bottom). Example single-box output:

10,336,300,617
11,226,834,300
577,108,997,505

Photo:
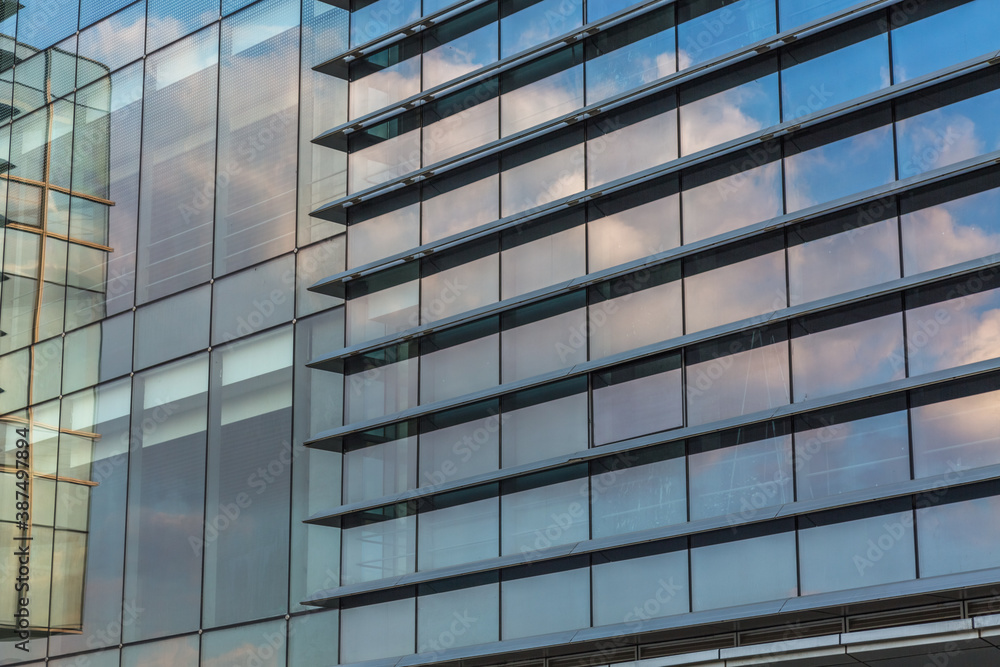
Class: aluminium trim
309,51,1000,294
307,151,1000,370
306,254,1000,450
304,506,1000,604
309,1,973,222
308,352,1000,523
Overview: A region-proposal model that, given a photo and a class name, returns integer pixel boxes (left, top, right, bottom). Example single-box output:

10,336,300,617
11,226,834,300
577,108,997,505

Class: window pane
794,400,910,502
349,48,420,119
124,356,208,641
799,504,915,595
351,0,420,47
501,213,585,299
342,515,416,584
587,180,680,272
203,329,292,627
201,620,287,667
501,0,583,58
680,57,779,156
340,598,415,662
684,236,786,332
896,74,1000,180
502,380,589,467
501,49,583,135
419,405,501,486
349,126,421,193
137,27,219,302
418,582,500,652
421,253,499,324
780,19,889,122
591,446,687,538
588,98,677,187
681,152,783,243
422,168,500,243
778,0,858,29
134,286,211,369
344,351,418,424
688,425,792,522
784,109,895,212
501,472,589,555
891,0,1000,84
423,7,498,88
590,268,683,359
677,0,776,68
418,495,499,569
501,133,585,216
901,171,1000,276
691,525,796,611
215,0,299,274
592,549,689,626
788,208,900,306
593,354,683,446
346,270,419,345
348,202,420,269
586,11,675,104
905,280,1000,376
502,300,587,383
790,303,905,402
423,91,500,164
343,437,417,503
501,566,590,639
211,256,295,344
420,332,499,404
918,489,1000,578
686,328,790,426
911,380,1000,478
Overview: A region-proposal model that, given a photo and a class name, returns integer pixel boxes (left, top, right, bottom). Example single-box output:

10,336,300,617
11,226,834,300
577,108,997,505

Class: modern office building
3,0,1000,665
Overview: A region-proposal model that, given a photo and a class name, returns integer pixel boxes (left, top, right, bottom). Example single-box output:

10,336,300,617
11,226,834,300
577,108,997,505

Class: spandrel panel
677,0,776,69
203,328,293,628
137,26,219,303
210,255,295,345
124,355,208,642
133,285,211,370
891,0,1000,84
679,57,779,156
215,0,300,275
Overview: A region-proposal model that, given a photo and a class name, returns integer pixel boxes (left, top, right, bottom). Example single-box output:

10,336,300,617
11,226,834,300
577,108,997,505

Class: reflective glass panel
591,446,687,538
340,598,415,662
677,0,776,68
592,547,689,626
501,565,590,639
418,493,499,569
593,354,683,446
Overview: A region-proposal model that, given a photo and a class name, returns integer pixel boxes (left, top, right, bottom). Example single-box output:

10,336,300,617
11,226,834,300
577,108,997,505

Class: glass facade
2,0,1000,665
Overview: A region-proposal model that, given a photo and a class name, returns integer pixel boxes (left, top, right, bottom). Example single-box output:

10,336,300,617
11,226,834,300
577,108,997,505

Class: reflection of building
0,9,111,641
4,0,1000,666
